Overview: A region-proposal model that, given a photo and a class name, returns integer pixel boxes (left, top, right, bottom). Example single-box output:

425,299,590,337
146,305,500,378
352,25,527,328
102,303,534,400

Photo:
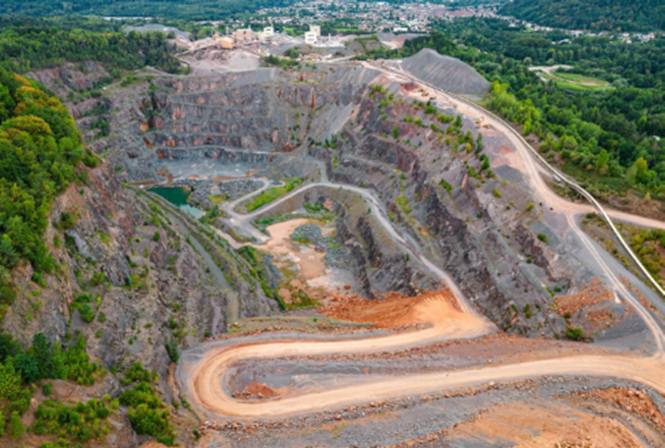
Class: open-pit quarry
52,47,665,447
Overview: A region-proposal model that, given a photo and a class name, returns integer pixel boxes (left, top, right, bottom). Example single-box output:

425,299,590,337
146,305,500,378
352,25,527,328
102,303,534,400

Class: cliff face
313,82,605,338
24,61,619,345
4,163,276,403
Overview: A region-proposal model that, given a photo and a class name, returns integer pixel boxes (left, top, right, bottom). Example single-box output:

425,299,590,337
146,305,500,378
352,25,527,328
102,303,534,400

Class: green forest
0,19,182,74
500,0,664,32
0,0,294,20
0,69,89,307
359,18,665,202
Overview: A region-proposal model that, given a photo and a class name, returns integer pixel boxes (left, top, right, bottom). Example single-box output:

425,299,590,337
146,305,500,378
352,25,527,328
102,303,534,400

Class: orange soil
446,400,644,448
234,381,280,399
572,387,665,432
318,290,462,329
555,279,613,318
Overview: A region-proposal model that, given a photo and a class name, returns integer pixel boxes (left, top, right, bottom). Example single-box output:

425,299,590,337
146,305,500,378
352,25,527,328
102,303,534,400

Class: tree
392,124,399,139
0,359,21,400
15,352,39,383
561,135,578,152
9,411,24,439
634,157,649,184
595,149,609,173
32,332,55,379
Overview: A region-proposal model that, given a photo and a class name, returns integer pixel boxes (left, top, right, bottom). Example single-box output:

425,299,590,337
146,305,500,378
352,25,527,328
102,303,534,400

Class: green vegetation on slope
0,331,102,444
0,19,182,74
244,178,304,212
0,69,91,314
0,0,295,21
358,18,665,202
500,0,664,32
119,363,175,445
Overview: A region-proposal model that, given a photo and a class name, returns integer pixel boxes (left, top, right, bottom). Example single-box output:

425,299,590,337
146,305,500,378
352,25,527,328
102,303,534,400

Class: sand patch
254,219,332,304
447,400,645,448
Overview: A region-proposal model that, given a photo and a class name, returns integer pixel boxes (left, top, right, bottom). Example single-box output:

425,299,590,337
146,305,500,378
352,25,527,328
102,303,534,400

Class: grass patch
396,195,412,214
207,193,228,205
245,178,304,212
538,70,613,92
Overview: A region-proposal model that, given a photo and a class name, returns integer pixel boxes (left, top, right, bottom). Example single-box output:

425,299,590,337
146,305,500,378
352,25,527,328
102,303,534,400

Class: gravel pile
402,48,490,95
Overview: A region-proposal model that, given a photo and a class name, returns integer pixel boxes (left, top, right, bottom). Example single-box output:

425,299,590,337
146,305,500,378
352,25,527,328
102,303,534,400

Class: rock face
401,48,490,95
26,61,111,99
3,163,276,396
23,61,627,350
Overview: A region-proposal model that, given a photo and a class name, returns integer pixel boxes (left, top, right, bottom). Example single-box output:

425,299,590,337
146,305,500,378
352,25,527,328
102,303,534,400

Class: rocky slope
11,55,654,447
51,62,627,341
402,48,491,95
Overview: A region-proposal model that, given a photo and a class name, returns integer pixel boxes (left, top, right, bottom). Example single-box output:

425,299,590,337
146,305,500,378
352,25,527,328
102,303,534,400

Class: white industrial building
304,31,318,44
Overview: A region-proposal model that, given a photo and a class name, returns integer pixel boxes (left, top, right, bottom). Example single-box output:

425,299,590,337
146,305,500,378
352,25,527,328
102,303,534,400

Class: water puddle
149,186,205,219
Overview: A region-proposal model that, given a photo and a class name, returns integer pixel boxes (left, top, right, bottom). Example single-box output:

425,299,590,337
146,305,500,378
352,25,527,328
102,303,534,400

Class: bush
32,398,110,442
90,271,106,286
58,211,79,231
537,233,549,244
439,178,452,195
565,326,586,341
79,304,95,323
9,411,25,439
493,188,502,198
120,363,175,445
152,231,161,242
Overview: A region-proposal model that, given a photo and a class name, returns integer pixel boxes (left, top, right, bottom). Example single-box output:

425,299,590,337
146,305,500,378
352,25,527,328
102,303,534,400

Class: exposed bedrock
37,62,628,340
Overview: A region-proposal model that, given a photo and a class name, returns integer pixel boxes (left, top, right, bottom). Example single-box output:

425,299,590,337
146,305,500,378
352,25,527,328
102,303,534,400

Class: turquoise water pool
149,187,205,219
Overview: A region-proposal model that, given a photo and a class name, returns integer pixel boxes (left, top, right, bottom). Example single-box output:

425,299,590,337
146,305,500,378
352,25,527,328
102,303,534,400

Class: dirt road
365,61,665,352
185,292,665,418
181,62,665,424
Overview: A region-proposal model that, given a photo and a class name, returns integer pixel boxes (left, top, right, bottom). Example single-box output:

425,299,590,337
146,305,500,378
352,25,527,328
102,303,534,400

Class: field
532,67,613,91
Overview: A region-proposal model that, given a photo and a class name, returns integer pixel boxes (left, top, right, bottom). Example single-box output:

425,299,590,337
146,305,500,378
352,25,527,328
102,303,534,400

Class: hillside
0,0,293,20
500,0,664,32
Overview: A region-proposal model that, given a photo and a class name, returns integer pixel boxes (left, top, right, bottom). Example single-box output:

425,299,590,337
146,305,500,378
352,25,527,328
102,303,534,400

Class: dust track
187,293,495,417
185,293,665,418
181,60,665,423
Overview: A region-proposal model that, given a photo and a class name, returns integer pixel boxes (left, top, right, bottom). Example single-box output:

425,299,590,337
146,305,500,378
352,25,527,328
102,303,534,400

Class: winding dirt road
182,62,665,423
185,292,665,419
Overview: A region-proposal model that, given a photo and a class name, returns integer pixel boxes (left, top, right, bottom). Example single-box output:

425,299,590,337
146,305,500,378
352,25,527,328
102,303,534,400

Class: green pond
149,187,205,219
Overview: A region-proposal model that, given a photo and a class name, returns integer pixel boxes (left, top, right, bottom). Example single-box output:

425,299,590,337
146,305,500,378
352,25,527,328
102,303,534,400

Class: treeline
0,0,295,21
500,0,664,32
0,23,182,74
358,18,665,199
